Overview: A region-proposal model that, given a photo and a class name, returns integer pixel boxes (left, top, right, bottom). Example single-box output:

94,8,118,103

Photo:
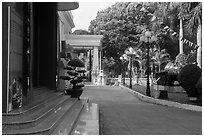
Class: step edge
50,100,86,135
68,102,85,135
3,98,79,135
3,95,68,125
3,92,62,116
71,103,99,135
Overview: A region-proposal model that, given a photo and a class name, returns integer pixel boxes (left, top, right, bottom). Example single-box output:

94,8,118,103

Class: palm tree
185,3,202,68
152,2,202,68
151,49,171,72
175,2,202,67
151,2,182,55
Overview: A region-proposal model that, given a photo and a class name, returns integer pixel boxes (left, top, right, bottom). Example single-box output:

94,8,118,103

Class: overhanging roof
58,2,79,11
66,35,103,50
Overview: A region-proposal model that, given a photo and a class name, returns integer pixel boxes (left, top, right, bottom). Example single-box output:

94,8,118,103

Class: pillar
179,19,183,54
92,46,99,84
197,25,202,68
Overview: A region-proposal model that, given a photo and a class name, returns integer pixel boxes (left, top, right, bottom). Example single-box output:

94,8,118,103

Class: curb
120,85,202,112
71,102,99,135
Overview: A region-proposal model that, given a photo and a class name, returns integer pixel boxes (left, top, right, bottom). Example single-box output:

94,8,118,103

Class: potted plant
60,58,87,100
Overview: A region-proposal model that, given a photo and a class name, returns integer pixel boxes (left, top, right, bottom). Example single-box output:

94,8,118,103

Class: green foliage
184,2,202,35
88,2,148,75
72,29,90,35
178,64,201,98
88,2,200,75
89,2,146,59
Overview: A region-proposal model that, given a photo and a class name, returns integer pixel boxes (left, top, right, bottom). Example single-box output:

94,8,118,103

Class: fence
106,77,154,86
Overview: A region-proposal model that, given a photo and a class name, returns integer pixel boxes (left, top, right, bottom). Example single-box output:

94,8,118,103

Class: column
197,25,202,68
179,19,183,54
92,46,99,84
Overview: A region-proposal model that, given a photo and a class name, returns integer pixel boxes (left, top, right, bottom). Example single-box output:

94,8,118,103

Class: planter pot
65,89,72,95
70,88,83,100
74,84,85,88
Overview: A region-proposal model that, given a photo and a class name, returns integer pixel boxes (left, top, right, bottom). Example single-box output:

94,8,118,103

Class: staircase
2,88,93,135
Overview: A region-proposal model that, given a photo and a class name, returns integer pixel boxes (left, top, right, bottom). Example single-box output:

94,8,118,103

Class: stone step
50,99,87,135
2,97,80,135
32,89,57,100
2,94,71,131
3,93,66,123
71,103,99,135
3,91,62,116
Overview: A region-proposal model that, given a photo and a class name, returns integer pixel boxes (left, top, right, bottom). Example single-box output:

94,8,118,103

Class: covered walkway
66,35,103,84
81,85,201,135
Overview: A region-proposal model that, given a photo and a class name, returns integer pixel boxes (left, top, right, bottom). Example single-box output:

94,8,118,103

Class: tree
89,2,193,75
152,49,171,72
88,2,146,75
153,2,202,67
151,2,181,59
72,29,90,35
185,3,202,68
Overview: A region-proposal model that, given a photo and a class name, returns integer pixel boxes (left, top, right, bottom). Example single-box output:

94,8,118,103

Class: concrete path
81,85,202,135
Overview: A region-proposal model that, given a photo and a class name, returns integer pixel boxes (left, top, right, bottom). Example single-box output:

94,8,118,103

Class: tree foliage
72,29,90,35
88,2,201,76
88,2,151,75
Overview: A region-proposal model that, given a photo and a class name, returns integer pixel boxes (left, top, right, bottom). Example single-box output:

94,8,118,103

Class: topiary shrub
178,64,201,99
60,58,87,100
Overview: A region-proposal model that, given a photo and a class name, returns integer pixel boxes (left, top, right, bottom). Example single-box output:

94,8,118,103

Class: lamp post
120,54,128,85
120,56,125,85
140,31,157,96
125,47,136,89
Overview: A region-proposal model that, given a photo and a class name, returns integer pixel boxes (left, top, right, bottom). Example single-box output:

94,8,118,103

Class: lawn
130,84,198,106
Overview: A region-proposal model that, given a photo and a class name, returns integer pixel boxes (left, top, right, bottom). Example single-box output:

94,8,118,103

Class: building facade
2,2,79,113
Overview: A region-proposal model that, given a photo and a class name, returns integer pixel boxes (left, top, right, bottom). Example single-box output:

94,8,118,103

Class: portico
66,35,103,84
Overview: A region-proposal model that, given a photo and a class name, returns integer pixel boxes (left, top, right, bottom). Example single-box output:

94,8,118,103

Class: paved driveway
81,85,202,135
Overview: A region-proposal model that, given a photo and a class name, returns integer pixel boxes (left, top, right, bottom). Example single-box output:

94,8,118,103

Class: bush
196,77,202,106
178,64,201,98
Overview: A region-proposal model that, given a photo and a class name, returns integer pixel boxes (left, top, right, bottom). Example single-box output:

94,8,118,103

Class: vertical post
146,42,151,96
92,47,99,84
99,50,102,70
197,25,202,68
89,50,92,82
179,19,183,54
122,63,125,85
7,6,11,113
129,56,132,89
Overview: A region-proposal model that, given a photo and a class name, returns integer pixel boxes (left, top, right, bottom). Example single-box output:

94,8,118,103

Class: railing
106,77,154,86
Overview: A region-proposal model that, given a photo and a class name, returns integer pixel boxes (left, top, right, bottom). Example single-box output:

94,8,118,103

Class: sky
71,2,115,32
